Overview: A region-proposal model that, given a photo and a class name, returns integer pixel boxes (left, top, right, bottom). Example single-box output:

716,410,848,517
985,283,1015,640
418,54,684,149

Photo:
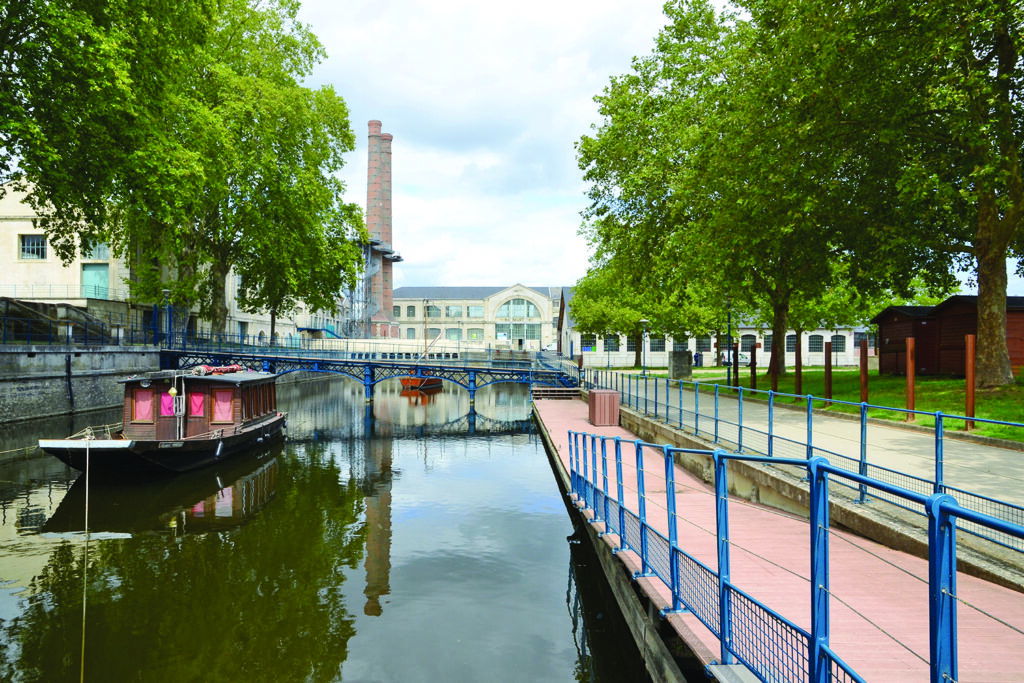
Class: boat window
270,383,276,410
212,389,233,422
133,389,154,422
189,392,205,417
160,391,175,417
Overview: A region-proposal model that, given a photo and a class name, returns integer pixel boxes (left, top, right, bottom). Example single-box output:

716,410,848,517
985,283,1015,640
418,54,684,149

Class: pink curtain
213,390,233,422
160,392,174,416
189,392,205,417
134,389,153,421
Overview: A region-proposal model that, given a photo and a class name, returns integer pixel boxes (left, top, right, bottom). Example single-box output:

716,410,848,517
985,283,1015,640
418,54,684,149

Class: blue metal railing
567,430,1024,683
583,370,1024,553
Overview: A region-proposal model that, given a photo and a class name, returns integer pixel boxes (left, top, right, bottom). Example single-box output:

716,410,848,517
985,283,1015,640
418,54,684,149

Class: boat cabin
121,367,279,441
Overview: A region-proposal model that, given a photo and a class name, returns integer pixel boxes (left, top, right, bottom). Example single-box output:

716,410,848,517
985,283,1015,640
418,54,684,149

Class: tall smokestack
366,120,397,335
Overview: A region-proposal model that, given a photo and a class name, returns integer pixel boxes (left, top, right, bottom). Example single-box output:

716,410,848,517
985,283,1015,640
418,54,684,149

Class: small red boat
400,375,443,391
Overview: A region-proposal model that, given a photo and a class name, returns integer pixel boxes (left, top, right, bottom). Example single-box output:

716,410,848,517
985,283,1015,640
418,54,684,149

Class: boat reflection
42,445,280,536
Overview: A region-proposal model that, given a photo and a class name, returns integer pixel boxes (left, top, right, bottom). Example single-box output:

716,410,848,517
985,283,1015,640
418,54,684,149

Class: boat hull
39,413,286,474
400,376,443,391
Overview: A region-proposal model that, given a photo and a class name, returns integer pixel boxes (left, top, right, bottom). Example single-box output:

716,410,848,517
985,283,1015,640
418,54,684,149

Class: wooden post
906,337,915,421
966,334,975,430
733,342,740,388
750,345,757,392
859,339,868,403
795,333,803,397
824,341,832,406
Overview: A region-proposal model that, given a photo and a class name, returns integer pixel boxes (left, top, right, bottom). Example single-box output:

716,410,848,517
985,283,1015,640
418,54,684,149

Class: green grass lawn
600,366,1024,442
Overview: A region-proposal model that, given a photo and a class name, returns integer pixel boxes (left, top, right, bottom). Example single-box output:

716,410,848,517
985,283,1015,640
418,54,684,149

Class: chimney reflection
362,437,392,616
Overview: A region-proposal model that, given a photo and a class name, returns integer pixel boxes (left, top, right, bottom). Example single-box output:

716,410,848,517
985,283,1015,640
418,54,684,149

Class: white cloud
297,0,671,287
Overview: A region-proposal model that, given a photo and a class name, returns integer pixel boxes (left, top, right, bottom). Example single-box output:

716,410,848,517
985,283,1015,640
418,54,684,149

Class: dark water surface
0,378,647,682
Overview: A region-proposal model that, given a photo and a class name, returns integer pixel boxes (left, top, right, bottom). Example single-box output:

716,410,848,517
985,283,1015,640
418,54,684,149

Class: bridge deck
534,397,1024,681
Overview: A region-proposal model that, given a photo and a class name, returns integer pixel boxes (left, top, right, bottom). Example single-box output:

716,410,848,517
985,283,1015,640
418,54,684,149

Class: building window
446,328,462,341
626,337,637,352
525,323,541,340
831,334,846,352
672,337,688,351
393,305,401,318
604,334,619,352
426,305,441,318
764,335,772,352
84,242,110,260
426,327,441,339
467,328,484,340
407,305,416,317
467,305,484,318
20,235,47,260
696,335,711,352
854,332,875,348
580,334,596,351
445,305,462,318
740,334,756,352
809,334,824,352
786,334,798,352
650,335,665,352
496,298,540,319
406,328,416,339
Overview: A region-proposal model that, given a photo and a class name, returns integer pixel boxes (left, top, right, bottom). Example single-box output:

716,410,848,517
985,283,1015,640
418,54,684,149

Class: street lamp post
639,318,649,376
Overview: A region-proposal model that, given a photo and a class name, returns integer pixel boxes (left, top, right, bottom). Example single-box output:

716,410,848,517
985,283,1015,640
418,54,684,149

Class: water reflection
0,376,649,682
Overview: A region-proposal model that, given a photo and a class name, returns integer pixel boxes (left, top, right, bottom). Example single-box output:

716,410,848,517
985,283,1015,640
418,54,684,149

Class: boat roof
119,370,278,385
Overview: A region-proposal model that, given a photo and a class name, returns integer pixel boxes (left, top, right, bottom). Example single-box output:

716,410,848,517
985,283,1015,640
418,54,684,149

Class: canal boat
38,365,286,474
400,374,443,391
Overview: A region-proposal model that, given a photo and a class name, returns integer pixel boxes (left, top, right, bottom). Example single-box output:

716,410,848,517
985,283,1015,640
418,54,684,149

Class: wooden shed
872,296,1024,376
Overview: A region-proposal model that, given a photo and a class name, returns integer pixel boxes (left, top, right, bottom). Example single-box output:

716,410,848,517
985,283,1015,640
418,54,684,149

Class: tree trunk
769,299,789,385
270,309,277,345
974,196,1014,388
208,260,231,334
633,332,642,368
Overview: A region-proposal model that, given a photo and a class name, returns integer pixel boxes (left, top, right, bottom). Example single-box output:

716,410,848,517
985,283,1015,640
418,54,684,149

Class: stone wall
0,346,160,424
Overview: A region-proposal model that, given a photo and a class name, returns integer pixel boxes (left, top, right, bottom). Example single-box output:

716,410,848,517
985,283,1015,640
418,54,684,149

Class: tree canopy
577,0,1017,385
3,0,365,332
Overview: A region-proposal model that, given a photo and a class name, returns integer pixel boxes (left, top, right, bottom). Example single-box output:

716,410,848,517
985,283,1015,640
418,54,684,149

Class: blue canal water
0,377,648,682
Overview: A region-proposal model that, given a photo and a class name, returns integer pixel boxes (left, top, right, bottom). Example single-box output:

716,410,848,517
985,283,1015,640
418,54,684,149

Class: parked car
543,342,558,352
722,350,751,367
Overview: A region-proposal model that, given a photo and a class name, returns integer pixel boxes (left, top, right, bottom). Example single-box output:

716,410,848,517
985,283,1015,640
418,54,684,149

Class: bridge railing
567,431,1024,683
585,370,1024,554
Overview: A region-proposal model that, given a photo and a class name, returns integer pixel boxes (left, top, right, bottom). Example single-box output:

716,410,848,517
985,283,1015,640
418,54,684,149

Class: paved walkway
534,397,1024,682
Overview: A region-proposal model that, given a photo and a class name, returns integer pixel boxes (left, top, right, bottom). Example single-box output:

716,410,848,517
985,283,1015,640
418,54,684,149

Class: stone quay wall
0,346,161,424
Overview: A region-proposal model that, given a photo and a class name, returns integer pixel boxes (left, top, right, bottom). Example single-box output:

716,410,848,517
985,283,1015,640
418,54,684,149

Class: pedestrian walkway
534,397,1024,682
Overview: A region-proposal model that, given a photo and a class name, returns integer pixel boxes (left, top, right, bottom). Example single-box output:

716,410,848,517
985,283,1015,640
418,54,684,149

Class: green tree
747,0,1023,387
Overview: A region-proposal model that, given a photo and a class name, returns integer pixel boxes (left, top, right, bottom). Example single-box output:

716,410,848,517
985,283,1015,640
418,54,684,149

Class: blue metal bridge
160,344,579,404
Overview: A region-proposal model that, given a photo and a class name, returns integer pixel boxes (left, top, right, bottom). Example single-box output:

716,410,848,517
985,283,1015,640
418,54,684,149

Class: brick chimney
367,120,397,335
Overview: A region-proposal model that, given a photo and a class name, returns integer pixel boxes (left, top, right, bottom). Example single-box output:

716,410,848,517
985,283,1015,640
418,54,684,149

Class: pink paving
534,398,1024,682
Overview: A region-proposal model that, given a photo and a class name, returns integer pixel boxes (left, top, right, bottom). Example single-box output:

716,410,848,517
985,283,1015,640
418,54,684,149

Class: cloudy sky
295,0,671,289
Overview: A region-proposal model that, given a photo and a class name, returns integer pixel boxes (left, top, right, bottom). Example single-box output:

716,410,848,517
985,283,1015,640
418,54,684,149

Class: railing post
569,431,577,495
858,403,869,503
581,432,589,502
654,377,658,419
737,386,744,452
806,395,814,461
615,438,626,547
628,374,632,410
809,457,830,683
713,449,733,664
635,441,652,576
768,390,775,458
664,445,683,613
590,434,599,514
601,437,610,526
935,412,944,494
714,384,720,444
694,382,700,437
927,493,958,683
644,374,648,415
678,380,683,429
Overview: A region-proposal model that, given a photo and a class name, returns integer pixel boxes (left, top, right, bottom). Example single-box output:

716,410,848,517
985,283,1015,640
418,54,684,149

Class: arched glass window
831,334,846,352
496,298,540,319
696,335,711,352
809,334,824,352
786,334,798,352
741,334,757,352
